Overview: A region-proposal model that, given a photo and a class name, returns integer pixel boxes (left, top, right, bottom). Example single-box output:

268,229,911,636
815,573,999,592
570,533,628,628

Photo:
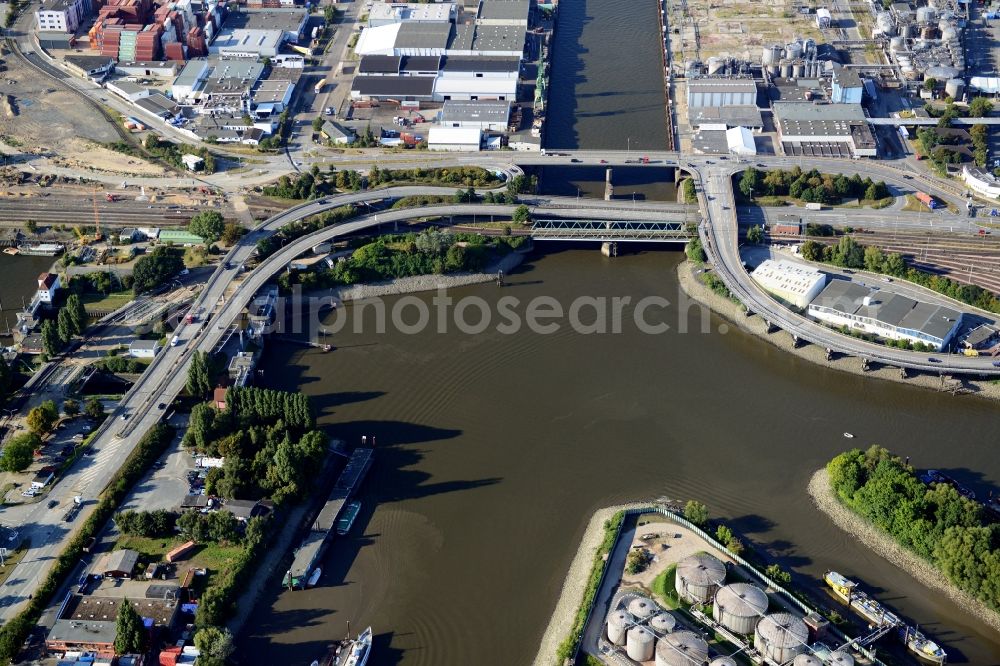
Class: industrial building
687,105,764,132
46,594,179,653
807,280,964,350
128,339,162,358
475,0,530,26
439,99,511,130
962,165,1000,198
209,8,307,58
686,78,757,108
751,259,827,308
726,126,756,156
35,0,91,33
831,67,863,104
772,102,877,158
428,126,482,151
674,552,726,603
368,2,456,28
713,583,768,635
754,613,808,664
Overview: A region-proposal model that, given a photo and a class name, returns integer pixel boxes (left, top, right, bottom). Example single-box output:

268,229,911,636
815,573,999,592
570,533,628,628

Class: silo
804,38,816,57
607,610,629,645
786,40,803,60
781,61,793,78
655,631,709,666
712,583,768,635
793,655,823,666
628,596,657,621
649,612,677,635
707,57,725,75
792,62,805,78
627,626,656,662
754,613,808,664
945,78,964,99
674,553,726,604
710,658,737,666
827,650,855,666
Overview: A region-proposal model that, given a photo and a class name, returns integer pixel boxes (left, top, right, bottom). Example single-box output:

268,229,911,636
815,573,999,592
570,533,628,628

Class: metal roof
401,55,441,72
688,105,764,128
352,75,435,97
469,24,526,52
441,99,511,123
358,55,401,74
395,21,452,49
687,77,757,93
477,0,530,21
441,55,520,72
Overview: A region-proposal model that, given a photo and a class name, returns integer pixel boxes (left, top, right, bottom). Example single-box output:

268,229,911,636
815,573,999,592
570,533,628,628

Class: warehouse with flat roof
440,100,511,130
773,102,877,158
687,78,757,108
750,259,826,308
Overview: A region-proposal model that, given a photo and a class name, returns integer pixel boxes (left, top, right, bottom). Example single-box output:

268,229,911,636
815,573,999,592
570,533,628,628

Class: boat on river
306,567,322,588
843,432,854,438
919,469,976,500
311,626,372,666
337,500,361,535
824,571,947,665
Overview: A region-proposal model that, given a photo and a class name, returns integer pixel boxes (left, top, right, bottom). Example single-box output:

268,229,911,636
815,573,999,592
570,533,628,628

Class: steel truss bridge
530,219,690,242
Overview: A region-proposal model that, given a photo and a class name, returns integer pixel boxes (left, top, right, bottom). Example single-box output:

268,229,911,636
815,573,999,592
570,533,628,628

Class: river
0,254,60,341
241,248,1000,666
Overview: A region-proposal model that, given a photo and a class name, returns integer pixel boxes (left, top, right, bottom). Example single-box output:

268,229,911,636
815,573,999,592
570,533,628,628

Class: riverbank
807,468,1000,634
310,249,527,303
675,259,1000,400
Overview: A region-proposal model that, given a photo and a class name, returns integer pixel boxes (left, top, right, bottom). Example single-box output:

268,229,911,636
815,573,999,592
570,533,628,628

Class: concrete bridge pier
791,334,801,348
900,367,908,379
861,358,870,372
744,306,754,318
825,348,834,361
604,168,614,201
601,242,618,257
764,320,774,334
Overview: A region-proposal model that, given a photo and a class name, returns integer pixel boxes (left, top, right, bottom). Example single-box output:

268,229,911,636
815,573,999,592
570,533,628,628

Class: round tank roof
649,612,677,634
793,655,823,666
628,596,657,619
629,625,655,642
926,65,960,79
714,583,768,618
756,613,809,648
676,553,726,587
656,631,709,666
608,610,630,627
710,658,738,666
828,651,855,666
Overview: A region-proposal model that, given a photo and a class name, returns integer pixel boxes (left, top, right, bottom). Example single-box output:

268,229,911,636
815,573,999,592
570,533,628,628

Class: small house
129,339,162,359
98,549,139,578
31,470,54,490
36,272,60,304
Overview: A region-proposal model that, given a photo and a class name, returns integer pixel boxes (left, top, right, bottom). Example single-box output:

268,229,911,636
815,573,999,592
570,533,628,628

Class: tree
739,167,763,199
24,220,38,235
133,246,184,294
57,308,74,346
863,245,885,273
969,96,994,118
194,627,234,666
62,399,80,417
0,433,39,472
882,252,906,276
187,351,213,398
85,397,105,420
41,320,62,356
682,178,697,202
220,223,244,246
66,294,87,335
924,77,937,92
311,116,324,132
765,563,792,584
189,211,226,244
26,401,59,435
683,500,709,526
746,225,764,244
114,599,145,654
512,204,531,224
801,240,822,262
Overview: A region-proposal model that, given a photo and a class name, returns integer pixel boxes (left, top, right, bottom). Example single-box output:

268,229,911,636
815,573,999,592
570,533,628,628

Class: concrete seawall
676,259,1000,401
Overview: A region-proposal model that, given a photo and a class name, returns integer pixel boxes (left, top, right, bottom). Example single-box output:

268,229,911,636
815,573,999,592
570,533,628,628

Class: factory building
726,126,757,156
475,0,530,26
831,67,863,104
772,102,877,158
754,613,808,664
209,9,307,58
713,583,769,635
440,100,511,130
962,165,1000,198
750,259,827,309
655,631,709,666
36,0,91,33
807,280,964,350
686,78,757,108
428,126,482,151
434,55,519,100
368,2,456,28
674,553,726,603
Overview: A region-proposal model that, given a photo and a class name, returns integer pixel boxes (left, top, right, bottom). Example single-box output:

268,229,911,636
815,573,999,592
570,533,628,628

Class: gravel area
677,261,1000,401
331,251,526,303
807,468,1000,634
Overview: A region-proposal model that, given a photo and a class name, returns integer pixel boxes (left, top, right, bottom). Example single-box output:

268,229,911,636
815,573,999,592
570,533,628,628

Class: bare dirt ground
621,518,735,590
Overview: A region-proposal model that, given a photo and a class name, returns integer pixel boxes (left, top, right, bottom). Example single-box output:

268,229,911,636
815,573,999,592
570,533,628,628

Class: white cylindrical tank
754,613,808,664
941,25,958,40
713,583,769,635
628,596,657,620
792,62,805,77
649,612,677,635
656,631,709,666
889,36,905,51
675,553,726,603
607,610,629,645
792,655,823,666
786,40,803,59
627,626,656,662
827,650,855,666
710,658,737,666
781,61,793,78
945,78,964,99
762,45,781,66
707,57,725,75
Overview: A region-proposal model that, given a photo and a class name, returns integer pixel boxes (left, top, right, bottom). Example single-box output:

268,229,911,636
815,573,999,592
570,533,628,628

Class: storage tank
945,78,964,99
804,38,816,57
710,658,737,666
649,612,677,635
875,11,895,34
628,596,657,620
627,626,656,661
793,655,823,666
655,631,709,666
713,583,769,635
675,553,726,603
707,57,725,75
786,40,803,60
793,62,805,77
754,613,808,664
781,61,793,78
762,44,783,66
607,610,629,645
941,25,958,40
827,650,855,666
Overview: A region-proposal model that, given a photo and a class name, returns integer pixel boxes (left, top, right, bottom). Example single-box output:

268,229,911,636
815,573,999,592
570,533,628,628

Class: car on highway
120,413,129,421
993,361,1000,368
47,499,59,509
570,158,581,163
928,357,942,363
158,402,166,409
882,277,893,283
225,262,233,270
599,159,608,164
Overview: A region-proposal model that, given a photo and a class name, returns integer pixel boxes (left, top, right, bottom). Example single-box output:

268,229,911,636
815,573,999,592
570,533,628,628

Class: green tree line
739,167,889,205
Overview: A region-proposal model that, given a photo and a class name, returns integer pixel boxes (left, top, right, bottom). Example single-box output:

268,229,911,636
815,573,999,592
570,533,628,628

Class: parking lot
118,413,194,514
3,415,99,505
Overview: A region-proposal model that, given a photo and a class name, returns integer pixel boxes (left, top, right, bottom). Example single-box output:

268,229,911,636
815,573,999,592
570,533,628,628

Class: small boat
901,625,947,665
318,625,371,666
337,500,361,536
843,432,854,439
306,567,322,588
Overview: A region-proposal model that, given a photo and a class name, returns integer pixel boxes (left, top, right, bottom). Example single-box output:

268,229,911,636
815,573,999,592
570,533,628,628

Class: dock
285,447,374,588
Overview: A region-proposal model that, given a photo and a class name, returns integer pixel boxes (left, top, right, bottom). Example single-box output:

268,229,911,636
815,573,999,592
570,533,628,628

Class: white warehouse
686,78,757,108
750,259,827,308
428,127,482,151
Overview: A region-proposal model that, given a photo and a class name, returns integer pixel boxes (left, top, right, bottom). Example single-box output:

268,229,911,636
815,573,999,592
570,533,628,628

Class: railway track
0,203,196,226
